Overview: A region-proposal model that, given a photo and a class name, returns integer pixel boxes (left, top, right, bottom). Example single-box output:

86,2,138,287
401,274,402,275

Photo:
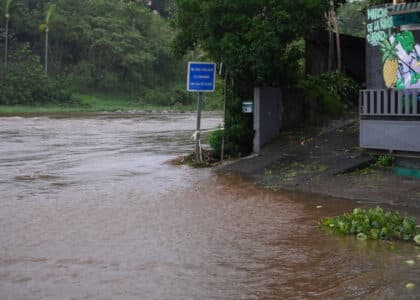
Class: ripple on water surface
0,114,419,299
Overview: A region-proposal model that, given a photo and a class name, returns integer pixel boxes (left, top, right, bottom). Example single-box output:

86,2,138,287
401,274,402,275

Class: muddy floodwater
0,114,419,300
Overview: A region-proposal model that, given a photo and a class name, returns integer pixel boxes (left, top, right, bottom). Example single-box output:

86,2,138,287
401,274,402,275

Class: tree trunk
326,12,334,72
4,17,9,65
45,28,49,74
331,7,342,72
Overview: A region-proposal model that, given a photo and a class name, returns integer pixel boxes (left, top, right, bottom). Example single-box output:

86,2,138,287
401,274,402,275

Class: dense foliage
320,207,420,242
208,123,254,158
1,0,187,105
173,0,329,156
0,45,72,104
338,1,367,38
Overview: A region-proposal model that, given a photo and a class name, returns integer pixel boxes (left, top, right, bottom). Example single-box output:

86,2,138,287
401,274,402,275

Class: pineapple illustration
379,38,399,88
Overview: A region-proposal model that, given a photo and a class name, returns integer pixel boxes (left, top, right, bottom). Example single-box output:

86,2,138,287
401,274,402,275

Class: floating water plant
320,207,420,242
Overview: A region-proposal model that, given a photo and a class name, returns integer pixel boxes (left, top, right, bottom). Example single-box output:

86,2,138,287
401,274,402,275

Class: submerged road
0,113,419,299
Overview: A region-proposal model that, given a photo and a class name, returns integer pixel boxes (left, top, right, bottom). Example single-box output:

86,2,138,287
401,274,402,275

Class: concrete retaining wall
360,119,420,152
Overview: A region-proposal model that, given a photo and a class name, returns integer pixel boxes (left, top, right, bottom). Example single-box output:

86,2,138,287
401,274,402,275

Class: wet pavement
0,114,419,299
221,119,420,209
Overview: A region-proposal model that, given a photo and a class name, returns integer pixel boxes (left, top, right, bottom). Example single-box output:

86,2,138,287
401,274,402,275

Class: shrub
208,123,253,158
300,72,360,119
141,85,195,107
141,89,171,106
320,207,419,242
300,77,344,117
0,45,73,105
317,71,360,105
374,154,395,168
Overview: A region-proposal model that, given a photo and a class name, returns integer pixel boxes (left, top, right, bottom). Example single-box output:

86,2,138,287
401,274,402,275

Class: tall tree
44,3,54,74
4,0,13,65
173,0,328,96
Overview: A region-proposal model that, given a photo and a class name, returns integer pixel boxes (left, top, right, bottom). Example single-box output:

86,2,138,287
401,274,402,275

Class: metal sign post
195,92,203,162
187,62,216,162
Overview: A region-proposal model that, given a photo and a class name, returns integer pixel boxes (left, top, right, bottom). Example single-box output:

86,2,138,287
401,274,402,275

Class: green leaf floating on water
395,31,415,53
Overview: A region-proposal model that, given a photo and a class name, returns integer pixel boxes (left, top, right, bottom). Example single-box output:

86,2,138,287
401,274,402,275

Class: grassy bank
0,93,207,114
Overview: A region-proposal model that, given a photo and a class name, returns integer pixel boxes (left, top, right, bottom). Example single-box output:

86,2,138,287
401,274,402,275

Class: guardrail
360,89,420,116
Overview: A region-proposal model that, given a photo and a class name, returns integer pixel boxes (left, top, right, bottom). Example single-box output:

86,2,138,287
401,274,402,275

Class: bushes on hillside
208,123,253,158
317,72,360,105
0,46,73,105
300,72,360,118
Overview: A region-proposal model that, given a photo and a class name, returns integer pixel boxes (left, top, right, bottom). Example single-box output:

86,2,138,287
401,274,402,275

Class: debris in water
316,206,323,209
357,233,367,241
405,260,415,266
405,283,415,289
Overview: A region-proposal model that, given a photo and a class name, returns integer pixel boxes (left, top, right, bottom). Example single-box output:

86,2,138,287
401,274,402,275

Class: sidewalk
219,118,420,208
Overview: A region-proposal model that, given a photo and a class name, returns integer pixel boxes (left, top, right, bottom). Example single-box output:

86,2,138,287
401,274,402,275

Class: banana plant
44,4,55,74
4,0,13,65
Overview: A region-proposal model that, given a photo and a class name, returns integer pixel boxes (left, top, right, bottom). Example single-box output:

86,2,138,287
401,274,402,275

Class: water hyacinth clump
320,207,420,242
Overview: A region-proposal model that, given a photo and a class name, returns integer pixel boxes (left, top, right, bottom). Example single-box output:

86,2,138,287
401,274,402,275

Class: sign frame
187,61,217,93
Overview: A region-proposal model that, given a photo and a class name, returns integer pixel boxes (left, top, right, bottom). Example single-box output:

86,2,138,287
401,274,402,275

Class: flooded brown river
0,114,419,300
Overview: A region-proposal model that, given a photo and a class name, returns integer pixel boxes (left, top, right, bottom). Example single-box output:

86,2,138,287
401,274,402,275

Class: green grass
0,93,199,114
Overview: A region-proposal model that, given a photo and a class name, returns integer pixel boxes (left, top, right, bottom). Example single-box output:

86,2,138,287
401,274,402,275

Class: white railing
360,89,420,116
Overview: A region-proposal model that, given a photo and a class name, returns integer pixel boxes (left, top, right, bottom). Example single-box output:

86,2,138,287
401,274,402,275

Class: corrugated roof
388,2,420,16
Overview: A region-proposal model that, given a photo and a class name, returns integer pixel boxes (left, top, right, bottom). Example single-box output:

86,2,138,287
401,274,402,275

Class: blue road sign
187,62,216,92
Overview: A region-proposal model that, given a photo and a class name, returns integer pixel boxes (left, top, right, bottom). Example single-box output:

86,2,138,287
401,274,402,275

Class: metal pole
195,92,203,162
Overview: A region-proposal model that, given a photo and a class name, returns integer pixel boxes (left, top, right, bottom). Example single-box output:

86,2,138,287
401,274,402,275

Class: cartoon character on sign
380,31,420,89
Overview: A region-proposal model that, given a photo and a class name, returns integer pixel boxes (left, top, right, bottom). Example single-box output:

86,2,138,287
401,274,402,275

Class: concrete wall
253,87,282,152
253,87,305,152
360,119,420,152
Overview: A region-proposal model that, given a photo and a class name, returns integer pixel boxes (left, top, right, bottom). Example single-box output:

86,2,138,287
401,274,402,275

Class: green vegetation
1,0,211,110
354,154,395,175
299,71,360,118
0,93,199,114
173,0,334,157
0,45,72,105
374,154,395,168
338,1,367,38
208,123,253,158
320,207,420,242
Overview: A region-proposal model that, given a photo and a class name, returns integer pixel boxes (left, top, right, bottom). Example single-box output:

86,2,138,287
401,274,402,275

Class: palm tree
44,4,55,74
4,0,13,65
